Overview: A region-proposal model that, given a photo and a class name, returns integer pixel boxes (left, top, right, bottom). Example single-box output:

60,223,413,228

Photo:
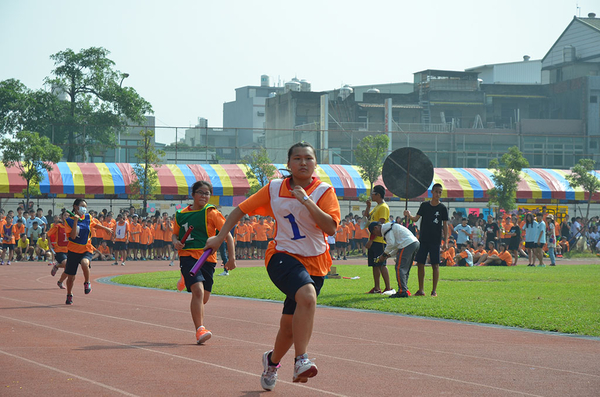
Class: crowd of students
0,204,181,267
436,210,594,267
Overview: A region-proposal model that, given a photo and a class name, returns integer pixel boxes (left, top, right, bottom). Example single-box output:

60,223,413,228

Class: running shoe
195,326,212,344
121,262,125,266
57,281,65,289
261,350,280,391
293,353,318,383
0,261,3,265
112,261,118,266
390,290,410,298
217,270,229,276
66,294,73,305
84,282,92,294
176,275,186,292
6,261,10,265
169,261,174,267
51,264,59,277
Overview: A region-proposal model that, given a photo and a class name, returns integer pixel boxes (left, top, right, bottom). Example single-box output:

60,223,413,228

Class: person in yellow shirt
362,185,392,294
36,232,52,262
15,233,34,261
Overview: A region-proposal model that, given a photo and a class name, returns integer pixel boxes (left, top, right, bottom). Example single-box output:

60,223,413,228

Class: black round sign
381,147,434,199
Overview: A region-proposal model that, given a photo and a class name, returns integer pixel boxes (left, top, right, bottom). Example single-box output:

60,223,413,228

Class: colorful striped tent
0,162,599,205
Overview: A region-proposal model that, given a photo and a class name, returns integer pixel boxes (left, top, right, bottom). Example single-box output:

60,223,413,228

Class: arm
403,210,421,223
204,207,247,252
442,220,448,250
223,232,236,271
289,185,337,236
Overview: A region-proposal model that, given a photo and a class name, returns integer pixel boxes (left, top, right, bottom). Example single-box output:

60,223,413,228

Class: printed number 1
181,222,195,242
283,214,306,240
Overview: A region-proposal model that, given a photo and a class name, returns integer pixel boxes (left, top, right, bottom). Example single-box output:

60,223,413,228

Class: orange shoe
196,326,212,344
176,275,186,292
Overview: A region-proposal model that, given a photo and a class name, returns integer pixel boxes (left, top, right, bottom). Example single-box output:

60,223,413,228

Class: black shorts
55,252,68,264
415,241,442,266
524,242,535,249
65,251,93,276
129,242,139,250
155,240,164,248
114,241,127,251
256,240,267,250
140,244,148,251
91,237,100,247
179,255,216,293
508,240,520,251
336,241,347,248
2,243,15,250
535,243,545,248
457,257,468,266
103,239,113,248
361,238,368,245
328,243,336,251
368,241,386,267
266,252,324,315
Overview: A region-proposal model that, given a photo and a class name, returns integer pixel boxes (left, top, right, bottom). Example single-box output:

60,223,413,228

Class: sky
1,0,597,144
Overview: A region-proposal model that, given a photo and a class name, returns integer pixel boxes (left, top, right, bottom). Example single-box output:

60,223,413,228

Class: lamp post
117,73,129,162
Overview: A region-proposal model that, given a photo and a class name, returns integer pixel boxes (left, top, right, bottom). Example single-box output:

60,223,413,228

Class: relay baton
180,225,194,244
189,248,213,277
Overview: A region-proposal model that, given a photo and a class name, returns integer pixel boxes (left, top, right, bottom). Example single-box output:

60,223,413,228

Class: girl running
63,199,114,305
204,142,340,391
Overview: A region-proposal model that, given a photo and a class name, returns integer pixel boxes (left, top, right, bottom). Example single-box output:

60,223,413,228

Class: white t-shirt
454,224,472,245
380,222,419,257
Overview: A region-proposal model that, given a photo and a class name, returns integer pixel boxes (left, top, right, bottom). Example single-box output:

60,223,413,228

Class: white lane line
0,349,140,397
1,295,597,380
0,315,349,397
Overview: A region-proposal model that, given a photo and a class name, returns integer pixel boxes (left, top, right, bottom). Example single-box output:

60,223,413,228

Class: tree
243,147,277,197
1,131,63,205
566,158,600,225
487,146,529,212
354,134,389,198
1,47,153,161
130,130,165,216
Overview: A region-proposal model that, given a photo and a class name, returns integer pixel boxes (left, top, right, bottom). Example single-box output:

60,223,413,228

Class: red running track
1,259,599,396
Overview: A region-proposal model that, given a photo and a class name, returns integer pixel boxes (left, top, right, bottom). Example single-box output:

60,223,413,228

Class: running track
1,259,599,396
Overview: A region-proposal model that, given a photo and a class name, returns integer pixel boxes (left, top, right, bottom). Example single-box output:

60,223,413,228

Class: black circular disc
382,147,434,199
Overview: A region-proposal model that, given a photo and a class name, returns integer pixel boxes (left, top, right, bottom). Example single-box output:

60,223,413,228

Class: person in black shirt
404,183,448,297
506,214,522,266
484,215,500,248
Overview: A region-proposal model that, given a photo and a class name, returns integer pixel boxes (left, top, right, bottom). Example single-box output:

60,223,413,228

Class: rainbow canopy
0,162,598,205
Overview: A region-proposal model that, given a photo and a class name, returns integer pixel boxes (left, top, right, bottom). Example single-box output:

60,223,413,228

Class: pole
175,127,178,164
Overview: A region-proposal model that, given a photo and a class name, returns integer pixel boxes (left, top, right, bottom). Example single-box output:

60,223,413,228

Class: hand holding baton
189,248,213,277
180,225,194,244
66,210,81,221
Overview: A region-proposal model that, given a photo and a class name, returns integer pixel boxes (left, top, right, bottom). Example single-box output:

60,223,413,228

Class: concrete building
89,116,156,164
223,75,285,150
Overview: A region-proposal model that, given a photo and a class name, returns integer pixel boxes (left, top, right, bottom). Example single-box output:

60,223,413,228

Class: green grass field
112,264,600,337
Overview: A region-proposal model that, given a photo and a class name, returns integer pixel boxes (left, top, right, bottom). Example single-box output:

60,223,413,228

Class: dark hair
372,185,386,198
499,243,507,250
287,141,315,162
525,213,534,227
73,198,87,207
192,180,212,195
432,183,443,191
367,222,379,234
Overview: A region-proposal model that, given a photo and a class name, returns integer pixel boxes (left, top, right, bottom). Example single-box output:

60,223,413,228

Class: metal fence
43,123,593,169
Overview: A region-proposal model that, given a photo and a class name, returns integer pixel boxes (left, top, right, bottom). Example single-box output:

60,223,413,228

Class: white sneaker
121,262,125,266
169,261,174,267
217,270,229,276
261,350,280,391
293,353,318,383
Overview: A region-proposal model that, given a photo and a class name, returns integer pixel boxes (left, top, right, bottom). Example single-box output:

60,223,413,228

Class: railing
39,123,593,169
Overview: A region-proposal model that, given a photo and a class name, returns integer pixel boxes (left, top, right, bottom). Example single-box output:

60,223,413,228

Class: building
223,75,285,150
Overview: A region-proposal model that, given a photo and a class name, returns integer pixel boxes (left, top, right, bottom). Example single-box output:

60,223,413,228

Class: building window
591,96,598,103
